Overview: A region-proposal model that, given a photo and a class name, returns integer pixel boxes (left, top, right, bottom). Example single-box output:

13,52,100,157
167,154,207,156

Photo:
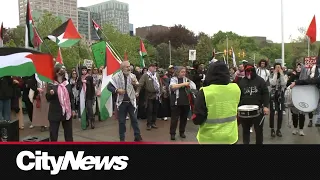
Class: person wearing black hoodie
192,61,240,144
238,63,270,144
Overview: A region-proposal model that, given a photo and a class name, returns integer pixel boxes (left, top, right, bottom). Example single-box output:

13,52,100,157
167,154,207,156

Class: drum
238,105,260,118
292,85,319,113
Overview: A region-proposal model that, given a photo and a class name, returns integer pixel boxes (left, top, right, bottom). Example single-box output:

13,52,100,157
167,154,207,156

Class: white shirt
256,68,270,82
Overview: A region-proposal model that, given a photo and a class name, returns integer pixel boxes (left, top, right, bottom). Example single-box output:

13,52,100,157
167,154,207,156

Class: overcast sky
0,0,318,43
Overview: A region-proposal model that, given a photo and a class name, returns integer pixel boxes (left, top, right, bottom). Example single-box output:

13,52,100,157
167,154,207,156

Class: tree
101,24,157,67
174,44,190,66
211,31,240,46
7,26,25,47
4,39,17,47
146,24,197,48
195,35,213,64
155,43,170,68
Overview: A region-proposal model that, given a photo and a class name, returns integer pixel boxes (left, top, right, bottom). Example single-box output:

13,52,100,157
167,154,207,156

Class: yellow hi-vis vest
197,83,241,144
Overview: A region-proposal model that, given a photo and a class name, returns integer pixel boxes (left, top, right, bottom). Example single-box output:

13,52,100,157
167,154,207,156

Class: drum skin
238,105,260,119
292,85,319,113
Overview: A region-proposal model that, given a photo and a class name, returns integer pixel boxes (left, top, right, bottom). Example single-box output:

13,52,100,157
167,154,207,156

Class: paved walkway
19,111,320,143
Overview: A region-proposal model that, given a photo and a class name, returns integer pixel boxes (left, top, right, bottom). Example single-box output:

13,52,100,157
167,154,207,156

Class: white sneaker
283,111,286,115
250,127,253,133
299,130,305,136
126,116,129,120
163,117,168,121
29,125,34,129
292,129,298,135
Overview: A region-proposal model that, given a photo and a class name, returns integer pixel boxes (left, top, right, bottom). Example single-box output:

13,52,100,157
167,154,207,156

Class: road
19,110,320,143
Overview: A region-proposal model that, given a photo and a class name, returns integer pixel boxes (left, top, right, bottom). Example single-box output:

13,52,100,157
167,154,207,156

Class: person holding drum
192,61,240,144
238,63,270,144
269,63,287,137
290,63,320,132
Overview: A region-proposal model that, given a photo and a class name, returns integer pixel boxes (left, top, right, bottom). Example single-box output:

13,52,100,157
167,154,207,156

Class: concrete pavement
19,111,320,143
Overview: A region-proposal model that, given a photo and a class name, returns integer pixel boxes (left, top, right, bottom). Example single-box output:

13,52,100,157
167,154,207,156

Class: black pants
86,99,94,122
49,118,73,142
146,99,159,126
292,112,305,129
118,102,141,141
269,101,283,130
24,100,33,122
309,112,313,120
241,114,264,144
170,105,190,135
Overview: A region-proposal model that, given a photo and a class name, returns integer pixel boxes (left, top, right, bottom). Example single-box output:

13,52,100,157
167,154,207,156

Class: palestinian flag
25,0,42,48
0,47,54,82
0,22,3,47
139,39,147,67
92,19,102,40
47,18,81,47
99,43,121,121
56,47,63,64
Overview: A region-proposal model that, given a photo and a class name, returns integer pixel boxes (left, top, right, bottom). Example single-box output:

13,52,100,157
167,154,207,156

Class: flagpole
99,30,122,59
308,37,310,57
169,40,172,65
106,41,122,64
33,26,52,54
281,0,285,67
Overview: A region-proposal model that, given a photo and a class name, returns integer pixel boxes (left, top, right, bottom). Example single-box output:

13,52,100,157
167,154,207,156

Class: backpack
257,68,270,85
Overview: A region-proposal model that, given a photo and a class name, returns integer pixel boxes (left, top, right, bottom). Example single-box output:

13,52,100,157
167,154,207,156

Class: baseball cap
168,65,174,69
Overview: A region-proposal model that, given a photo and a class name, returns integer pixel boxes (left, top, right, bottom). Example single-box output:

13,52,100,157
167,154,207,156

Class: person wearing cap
46,64,75,141
136,63,163,130
107,61,142,142
192,61,240,144
77,66,96,129
238,63,270,144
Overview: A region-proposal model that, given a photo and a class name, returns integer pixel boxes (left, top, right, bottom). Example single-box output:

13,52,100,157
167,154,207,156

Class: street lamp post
226,35,229,64
169,40,172,65
281,0,285,67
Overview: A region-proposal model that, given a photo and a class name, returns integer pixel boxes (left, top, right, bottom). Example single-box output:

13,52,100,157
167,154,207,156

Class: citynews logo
16,151,129,175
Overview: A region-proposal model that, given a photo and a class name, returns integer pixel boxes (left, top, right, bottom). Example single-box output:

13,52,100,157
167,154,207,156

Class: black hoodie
192,61,231,125
238,64,269,108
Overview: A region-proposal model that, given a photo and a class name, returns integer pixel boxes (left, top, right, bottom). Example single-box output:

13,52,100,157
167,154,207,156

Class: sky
0,0,319,43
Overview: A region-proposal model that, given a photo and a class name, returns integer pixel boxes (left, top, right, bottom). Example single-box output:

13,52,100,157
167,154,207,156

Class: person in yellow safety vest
192,61,241,144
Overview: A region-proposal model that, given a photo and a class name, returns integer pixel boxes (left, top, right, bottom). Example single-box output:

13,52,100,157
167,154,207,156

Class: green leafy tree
195,34,213,64
4,39,17,47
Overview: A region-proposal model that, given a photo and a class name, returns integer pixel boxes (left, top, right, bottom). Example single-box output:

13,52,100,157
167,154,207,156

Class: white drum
238,105,260,118
291,85,319,113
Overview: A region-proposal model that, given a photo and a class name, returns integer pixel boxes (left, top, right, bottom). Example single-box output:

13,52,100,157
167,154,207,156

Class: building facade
18,0,78,26
129,23,133,36
136,25,170,39
87,0,129,34
77,7,101,41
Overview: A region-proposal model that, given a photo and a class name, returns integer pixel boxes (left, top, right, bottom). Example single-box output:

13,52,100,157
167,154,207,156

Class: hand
292,71,296,75
263,107,269,115
279,69,283,74
184,82,190,87
290,82,296,89
132,79,138,85
13,80,19,84
37,88,44,93
49,90,54,95
82,80,87,83
135,93,139,97
117,89,126,95
72,111,76,117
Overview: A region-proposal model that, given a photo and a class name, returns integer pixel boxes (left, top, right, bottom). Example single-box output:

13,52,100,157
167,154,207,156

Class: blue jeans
118,102,141,141
0,99,11,121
